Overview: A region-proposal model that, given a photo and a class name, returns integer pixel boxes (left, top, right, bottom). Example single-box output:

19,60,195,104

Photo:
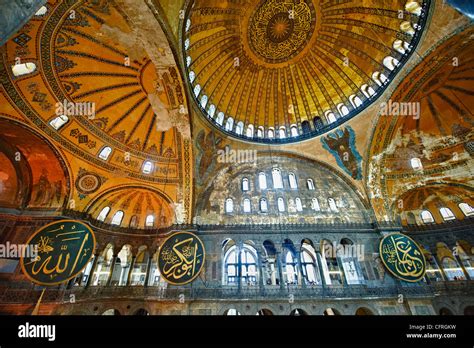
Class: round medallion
248,0,316,63
379,233,426,283
76,172,101,194
20,220,96,286
157,231,205,285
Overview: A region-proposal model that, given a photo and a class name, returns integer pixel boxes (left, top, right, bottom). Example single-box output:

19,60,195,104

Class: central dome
183,0,429,143
248,0,316,63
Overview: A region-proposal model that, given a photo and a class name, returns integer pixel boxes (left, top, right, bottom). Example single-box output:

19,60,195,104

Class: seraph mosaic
321,126,363,180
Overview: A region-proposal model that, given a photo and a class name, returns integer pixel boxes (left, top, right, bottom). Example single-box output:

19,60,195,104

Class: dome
183,0,429,143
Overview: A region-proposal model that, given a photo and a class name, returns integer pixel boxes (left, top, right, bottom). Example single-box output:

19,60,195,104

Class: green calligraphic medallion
379,233,426,282
158,231,205,285
21,220,96,286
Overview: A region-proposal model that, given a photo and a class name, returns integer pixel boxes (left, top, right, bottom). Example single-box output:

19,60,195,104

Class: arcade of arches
0,0,472,316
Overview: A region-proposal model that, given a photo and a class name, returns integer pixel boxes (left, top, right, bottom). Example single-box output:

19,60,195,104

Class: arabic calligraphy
379,233,426,282
21,220,95,286
158,232,205,285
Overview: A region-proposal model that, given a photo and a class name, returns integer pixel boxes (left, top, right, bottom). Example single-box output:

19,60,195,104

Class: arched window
410,158,423,170
200,95,208,108
208,104,216,118
290,125,299,137
257,126,264,138
406,1,422,15
459,203,474,217
246,124,254,137
301,121,311,133
440,207,456,221
225,198,234,213
98,146,112,161
258,172,267,190
288,173,298,189
111,211,124,226
279,127,286,139
186,56,192,67
361,84,376,98
225,117,234,131
349,95,362,108
193,84,201,97
400,21,415,35
421,210,435,224
97,206,110,222
383,56,399,71
260,198,268,212
295,198,303,212
277,197,285,212
35,5,48,16
311,198,320,211
267,128,275,138
142,161,153,174
242,178,249,191
285,251,298,284
337,104,349,116
325,111,337,124
185,18,191,31
243,198,251,213
328,198,338,212
184,38,190,50
129,215,138,228
145,215,154,227
393,39,410,54
301,243,320,285
372,71,387,86
49,115,69,130
235,121,244,135
189,71,195,83
224,245,257,285
216,112,224,125
307,179,315,190
272,168,283,189
11,62,37,77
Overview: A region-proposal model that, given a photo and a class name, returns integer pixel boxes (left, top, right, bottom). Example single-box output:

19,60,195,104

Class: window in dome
49,115,69,130
129,215,138,228
97,207,110,222
277,197,285,212
246,124,254,137
257,126,264,138
186,56,192,67
372,72,387,86
337,104,349,116
405,1,422,15
185,19,191,31
242,178,249,191
410,158,423,170
145,215,154,227
290,125,299,137
288,173,298,189
243,198,251,213
98,146,112,161
225,198,234,213
361,84,376,98
216,112,224,125
225,117,234,131
12,62,37,77
111,211,124,226
307,179,315,190
258,172,267,190
440,207,456,221
383,56,399,71
268,128,275,138
313,117,324,130
325,111,337,124
400,21,415,35
421,210,435,224
393,40,410,54
459,203,474,217
189,71,195,83
184,38,190,50
349,95,363,108
295,198,303,212
279,127,286,139
260,198,268,212
35,6,48,16
193,84,201,97
200,95,208,108
235,121,244,135
208,104,216,118
272,168,283,189
142,161,154,174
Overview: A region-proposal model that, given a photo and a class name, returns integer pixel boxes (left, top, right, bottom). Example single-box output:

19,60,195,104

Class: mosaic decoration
75,168,107,195
321,126,363,180
157,231,205,285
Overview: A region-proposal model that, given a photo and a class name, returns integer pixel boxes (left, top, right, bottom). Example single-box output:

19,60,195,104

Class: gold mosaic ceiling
184,0,429,141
